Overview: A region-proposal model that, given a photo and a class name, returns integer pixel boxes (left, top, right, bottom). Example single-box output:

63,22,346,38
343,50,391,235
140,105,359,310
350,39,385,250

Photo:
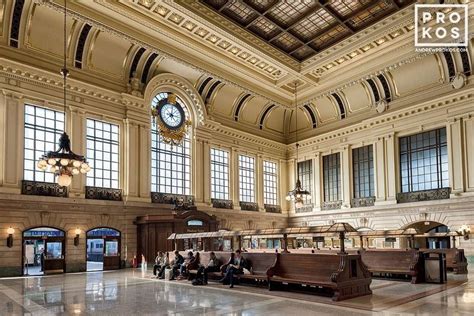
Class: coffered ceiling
183,0,414,61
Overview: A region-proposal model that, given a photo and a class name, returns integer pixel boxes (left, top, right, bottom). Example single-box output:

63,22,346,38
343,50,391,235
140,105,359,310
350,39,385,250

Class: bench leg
268,281,279,291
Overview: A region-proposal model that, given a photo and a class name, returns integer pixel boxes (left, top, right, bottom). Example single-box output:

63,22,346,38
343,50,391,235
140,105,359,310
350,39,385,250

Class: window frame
323,153,341,202
210,148,230,200
238,154,256,203
150,92,191,195
263,160,278,205
23,104,64,183
297,159,313,205
352,145,375,199
86,118,120,189
399,127,449,193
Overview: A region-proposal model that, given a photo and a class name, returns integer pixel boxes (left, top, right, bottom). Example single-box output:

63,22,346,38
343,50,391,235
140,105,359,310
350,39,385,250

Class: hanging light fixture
286,82,311,208
36,1,90,187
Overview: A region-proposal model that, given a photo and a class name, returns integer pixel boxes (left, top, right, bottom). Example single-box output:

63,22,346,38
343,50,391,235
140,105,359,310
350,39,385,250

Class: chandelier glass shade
286,83,311,208
36,1,90,187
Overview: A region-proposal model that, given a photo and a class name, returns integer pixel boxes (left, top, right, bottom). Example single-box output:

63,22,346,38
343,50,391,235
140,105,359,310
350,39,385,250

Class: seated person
178,251,195,279
219,250,246,288
156,252,170,279
170,250,184,280
153,251,165,276
196,251,220,285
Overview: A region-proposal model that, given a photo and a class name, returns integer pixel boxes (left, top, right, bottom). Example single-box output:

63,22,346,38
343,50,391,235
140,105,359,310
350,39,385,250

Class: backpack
192,278,204,286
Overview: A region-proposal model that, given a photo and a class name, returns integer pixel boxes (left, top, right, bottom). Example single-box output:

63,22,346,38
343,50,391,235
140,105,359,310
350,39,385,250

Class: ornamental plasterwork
34,0,288,109
115,0,291,81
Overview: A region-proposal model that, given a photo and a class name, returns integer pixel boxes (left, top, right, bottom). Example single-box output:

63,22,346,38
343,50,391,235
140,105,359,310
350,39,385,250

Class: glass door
103,238,120,270
43,239,65,274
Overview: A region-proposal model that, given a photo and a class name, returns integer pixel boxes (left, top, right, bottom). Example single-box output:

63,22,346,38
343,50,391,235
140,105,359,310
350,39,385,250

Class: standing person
170,251,184,280
39,249,45,273
219,250,246,288
196,251,220,285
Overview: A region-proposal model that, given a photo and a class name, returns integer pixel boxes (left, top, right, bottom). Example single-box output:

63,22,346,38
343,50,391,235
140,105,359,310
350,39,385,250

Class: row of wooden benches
166,247,467,301
171,251,372,301
288,247,468,275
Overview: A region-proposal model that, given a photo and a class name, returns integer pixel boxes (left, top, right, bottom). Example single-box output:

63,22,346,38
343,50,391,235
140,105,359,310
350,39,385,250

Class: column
69,107,86,196
138,124,151,198
230,147,241,210
0,91,23,191
203,141,211,205
123,118,139,199
341,146,351,208
256,154,264,212
279,159,289,213
385,133,397,202
463,116,474,192
313,153,321,211
447,118,465,195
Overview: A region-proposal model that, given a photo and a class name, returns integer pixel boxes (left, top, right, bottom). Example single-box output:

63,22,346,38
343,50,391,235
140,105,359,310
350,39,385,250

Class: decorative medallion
151,93,191,146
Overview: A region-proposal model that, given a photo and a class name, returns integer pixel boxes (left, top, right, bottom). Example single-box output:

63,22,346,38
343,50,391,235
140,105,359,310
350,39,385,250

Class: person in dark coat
219,250,246,288
171,250,184,280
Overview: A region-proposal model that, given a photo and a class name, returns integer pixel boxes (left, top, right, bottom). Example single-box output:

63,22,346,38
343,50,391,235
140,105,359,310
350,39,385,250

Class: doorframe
21,226,66,276
85,227,122,271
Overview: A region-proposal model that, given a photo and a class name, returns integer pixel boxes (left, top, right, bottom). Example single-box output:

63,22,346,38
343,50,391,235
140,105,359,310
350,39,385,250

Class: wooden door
103,238,120,270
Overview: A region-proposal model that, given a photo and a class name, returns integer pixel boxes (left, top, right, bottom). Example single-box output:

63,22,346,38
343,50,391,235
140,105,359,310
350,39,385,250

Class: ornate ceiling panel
195,0,414,61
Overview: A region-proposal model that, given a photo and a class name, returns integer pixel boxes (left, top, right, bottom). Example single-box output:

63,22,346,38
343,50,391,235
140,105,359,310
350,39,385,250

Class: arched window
150,92,191,195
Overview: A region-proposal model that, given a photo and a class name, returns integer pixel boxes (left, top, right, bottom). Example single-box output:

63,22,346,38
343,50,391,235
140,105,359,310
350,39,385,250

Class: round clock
158,100,185,130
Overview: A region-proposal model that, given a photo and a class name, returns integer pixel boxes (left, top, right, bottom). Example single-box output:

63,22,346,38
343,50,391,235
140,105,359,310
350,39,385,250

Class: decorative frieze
322,201,343,211
85,186,122,201
240,202,259,212
21,180,68,198
351,197,375,208
151,192,195,205
211,199,233,209
397,188,451,204
264,204,281,213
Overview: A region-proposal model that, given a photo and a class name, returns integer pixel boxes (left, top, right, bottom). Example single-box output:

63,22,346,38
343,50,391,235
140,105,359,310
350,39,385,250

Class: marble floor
0,268,472,316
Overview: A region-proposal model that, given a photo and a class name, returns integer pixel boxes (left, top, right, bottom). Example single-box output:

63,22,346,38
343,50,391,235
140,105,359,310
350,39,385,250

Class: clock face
159,103,184,129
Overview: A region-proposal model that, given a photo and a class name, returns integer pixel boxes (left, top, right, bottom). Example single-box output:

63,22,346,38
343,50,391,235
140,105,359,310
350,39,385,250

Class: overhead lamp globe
57,174,72,187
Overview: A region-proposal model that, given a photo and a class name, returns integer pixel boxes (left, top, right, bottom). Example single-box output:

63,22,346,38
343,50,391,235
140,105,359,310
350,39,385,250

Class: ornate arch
144,73,208,127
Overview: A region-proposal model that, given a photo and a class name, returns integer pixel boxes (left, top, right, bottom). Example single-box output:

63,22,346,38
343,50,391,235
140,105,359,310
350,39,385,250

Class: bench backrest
420,248,467,265
361,249,419,271
242,253,277,274
272,253,344,282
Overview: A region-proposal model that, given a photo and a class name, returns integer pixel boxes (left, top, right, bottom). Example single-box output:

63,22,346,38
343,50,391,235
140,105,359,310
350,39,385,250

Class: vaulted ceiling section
0,0,472,144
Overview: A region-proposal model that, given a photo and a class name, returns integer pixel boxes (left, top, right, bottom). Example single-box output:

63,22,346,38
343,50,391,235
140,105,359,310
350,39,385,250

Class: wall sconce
457,225,471,240
74,228,81,246
7,227,14,248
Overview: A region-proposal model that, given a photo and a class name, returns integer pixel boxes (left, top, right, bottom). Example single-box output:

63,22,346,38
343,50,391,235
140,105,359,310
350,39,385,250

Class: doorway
86,228,121,271
22,227,65,276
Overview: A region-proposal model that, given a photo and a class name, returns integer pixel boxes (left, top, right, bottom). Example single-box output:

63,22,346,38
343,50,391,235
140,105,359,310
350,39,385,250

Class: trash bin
424,252,447,283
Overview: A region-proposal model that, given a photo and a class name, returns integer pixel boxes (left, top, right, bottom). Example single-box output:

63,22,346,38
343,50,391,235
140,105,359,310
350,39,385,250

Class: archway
22,227,65,276
86,227,121,271
402,221,450,249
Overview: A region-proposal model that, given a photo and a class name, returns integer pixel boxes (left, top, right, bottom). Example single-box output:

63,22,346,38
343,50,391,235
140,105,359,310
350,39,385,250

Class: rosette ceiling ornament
36,1,91,187
151,93,192,146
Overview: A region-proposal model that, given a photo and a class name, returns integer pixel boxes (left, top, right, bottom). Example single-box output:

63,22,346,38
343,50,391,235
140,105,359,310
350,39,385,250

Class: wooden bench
359,249,424,283
421,248,468,274
267,253,372,301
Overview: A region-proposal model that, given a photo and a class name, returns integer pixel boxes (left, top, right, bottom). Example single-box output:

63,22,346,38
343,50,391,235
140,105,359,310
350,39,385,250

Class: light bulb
37,162,44,169
57,174,72,187
72,168,79,175
7,227,14,235
39,160,47,166
60,159,69,166
306,195,312,200
50,166,57,173
81,163,88,169
296,194,301,198
74,228,81,235
48,158,56,165
73,160,81,168
285,196,291,201
80,168,87,174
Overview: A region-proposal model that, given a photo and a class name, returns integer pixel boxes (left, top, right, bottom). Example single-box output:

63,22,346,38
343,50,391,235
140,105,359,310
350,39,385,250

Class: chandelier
286,83,311,208
37,1,90,187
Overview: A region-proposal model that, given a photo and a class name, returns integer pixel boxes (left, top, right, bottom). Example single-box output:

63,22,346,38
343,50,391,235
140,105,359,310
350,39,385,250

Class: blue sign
87,228,120,237
23,229,64,238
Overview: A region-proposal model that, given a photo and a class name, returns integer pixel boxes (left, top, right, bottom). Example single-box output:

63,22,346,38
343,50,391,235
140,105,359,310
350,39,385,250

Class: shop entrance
22,227,65,276
86,228,121,271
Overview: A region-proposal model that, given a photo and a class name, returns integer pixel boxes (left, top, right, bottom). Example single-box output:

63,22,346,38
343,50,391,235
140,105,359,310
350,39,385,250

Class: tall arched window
150,92,191,195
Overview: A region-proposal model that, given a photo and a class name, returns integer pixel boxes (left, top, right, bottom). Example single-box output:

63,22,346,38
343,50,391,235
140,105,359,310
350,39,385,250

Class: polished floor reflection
0,268,471,315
